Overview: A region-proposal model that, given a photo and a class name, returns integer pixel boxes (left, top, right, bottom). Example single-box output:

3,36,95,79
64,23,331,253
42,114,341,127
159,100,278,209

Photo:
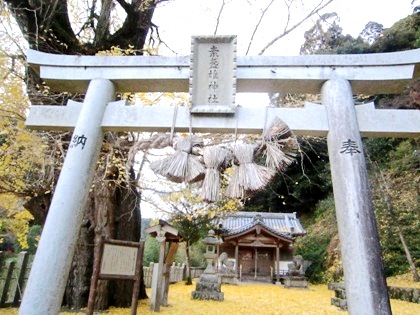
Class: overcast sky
152,0,415,56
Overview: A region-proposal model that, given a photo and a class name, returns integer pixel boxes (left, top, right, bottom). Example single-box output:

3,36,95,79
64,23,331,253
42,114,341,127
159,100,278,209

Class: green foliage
26,225,42,253
370,13,420,52
364,138,403,165
360,21,384,44
174,241,206,267
297,234,330,283
245,137,331,215
295,196,338,283
143,235,160,266
300,13,370,55
300,13,342,54
367,138,419,276
301,12,420,56
142,233,206,267
171,214,210,247
188,242,206,267
388,139,420,172
293,10,420,282
380,223,415,276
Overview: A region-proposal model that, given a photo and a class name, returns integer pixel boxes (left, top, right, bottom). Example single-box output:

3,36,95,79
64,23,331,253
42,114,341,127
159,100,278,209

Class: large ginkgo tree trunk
4,0,164,309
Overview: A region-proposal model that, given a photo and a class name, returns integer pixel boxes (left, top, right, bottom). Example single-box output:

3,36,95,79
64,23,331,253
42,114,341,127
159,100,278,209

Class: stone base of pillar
284,276,308,289
328,282,347,310
219,273,238,285
191,274,224,301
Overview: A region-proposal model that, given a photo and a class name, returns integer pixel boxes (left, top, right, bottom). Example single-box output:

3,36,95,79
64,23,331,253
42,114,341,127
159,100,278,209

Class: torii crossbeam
19,45,420,315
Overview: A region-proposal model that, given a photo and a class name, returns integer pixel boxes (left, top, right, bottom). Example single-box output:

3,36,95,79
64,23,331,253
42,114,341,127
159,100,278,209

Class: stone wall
328,282,419,310
388,286,419,304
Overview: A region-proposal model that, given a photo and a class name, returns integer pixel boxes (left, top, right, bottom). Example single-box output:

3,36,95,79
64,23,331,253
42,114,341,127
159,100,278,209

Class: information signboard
87,238,144,315
100,243,138,277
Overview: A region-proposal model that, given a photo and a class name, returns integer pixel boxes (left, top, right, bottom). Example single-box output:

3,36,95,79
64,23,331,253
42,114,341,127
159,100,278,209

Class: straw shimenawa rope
126,133,172,176
225,143,275,199
200,146,231,202
142,116,297,202
150,135,205,183
259,117,298,171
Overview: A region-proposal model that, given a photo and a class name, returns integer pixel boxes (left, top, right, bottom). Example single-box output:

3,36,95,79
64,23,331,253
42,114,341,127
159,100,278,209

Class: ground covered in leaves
3,278,419,315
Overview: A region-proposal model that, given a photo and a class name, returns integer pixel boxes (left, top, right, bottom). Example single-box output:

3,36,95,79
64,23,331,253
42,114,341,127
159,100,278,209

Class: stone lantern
191,229,224,301
203,229,219,274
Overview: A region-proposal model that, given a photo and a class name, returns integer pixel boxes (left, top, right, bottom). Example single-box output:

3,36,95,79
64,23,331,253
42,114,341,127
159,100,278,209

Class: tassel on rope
259,117,298,171
126,133,172,181
200,146,231,202
150,134,205,183
225,143,275,198
225,164,244,199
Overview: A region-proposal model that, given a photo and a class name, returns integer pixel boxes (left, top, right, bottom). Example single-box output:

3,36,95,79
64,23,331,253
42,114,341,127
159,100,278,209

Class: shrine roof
145,219,183,242
216,211,306,239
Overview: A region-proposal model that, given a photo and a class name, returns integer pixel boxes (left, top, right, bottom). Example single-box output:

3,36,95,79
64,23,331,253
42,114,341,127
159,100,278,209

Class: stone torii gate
19,38,419,315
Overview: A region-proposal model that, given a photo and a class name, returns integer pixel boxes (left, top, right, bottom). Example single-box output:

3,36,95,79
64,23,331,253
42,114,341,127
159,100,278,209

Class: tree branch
94,0,113,46
214,0,226,36
258,0,334,55
245,0,275,55
115,0,134,14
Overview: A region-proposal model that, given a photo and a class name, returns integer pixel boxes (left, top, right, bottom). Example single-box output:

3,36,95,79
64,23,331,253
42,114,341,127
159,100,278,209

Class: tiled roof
217,211,306,238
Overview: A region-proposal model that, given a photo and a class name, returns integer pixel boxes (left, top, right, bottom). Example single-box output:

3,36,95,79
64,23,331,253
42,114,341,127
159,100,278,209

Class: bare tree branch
115,0,133,14
245,0,275,55
214,0,226,35
258,0,334,55
282,0,292,34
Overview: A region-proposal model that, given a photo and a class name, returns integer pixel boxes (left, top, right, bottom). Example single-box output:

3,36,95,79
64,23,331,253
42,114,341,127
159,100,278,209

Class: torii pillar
19,79,115,315
20,45,419,315
323,78,391,313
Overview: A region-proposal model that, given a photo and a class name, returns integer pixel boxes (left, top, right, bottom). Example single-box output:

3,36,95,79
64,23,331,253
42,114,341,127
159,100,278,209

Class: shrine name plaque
100,243,138,277
189,35,237,114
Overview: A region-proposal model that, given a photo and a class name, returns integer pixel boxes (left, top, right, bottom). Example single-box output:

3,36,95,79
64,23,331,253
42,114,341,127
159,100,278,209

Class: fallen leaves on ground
386,272,420,289
2,279,419,315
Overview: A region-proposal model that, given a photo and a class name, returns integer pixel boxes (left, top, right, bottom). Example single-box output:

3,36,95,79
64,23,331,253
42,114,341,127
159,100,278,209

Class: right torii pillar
322,78,391,314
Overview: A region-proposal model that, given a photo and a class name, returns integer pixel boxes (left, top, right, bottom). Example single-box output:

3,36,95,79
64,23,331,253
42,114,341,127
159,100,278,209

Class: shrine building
216,211,306,282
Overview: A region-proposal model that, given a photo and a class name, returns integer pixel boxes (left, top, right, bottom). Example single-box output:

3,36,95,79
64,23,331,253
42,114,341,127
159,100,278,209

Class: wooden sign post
86,238,144,315
145,221,182,312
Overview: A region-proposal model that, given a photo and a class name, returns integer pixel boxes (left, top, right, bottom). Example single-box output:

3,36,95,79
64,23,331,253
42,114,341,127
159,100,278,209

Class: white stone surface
189,35,237,113
27,49,420,94
19,79,115,315
322,78,391,315
26,101,420,137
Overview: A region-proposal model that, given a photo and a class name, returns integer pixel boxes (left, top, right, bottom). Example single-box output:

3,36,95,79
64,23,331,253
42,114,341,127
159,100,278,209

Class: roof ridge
227,211,296,218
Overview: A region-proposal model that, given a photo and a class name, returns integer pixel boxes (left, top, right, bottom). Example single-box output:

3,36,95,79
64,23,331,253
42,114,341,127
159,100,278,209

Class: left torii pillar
19,79,115,315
